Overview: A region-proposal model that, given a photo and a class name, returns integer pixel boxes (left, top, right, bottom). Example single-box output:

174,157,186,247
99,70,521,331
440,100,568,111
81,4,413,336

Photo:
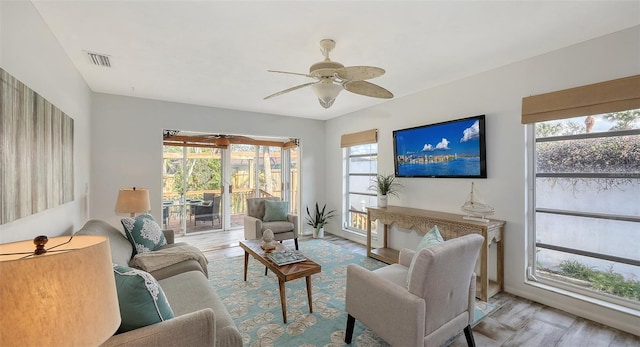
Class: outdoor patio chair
193,195,221,227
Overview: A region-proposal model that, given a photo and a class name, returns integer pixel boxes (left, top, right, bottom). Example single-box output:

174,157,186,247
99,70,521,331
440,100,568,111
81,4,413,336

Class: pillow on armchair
263,200,289,222
407,225,444,287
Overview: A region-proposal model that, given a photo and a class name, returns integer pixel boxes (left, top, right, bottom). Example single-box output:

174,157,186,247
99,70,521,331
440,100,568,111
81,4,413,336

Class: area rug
208,239,495,346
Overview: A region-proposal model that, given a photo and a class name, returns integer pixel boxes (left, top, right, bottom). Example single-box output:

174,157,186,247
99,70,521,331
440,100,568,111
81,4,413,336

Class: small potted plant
369,174,402,208
305,203,336,238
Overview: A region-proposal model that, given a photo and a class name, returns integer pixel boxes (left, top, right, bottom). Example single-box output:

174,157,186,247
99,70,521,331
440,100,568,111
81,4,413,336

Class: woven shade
340,129,377,148
521,75,640,124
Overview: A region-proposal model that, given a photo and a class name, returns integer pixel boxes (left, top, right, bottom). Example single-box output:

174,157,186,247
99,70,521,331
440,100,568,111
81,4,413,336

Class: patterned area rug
208,239,495,346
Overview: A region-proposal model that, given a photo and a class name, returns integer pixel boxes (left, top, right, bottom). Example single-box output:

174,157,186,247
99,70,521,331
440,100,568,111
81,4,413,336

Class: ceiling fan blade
336,66,385,81
344,81,393,99
264,82,317,100
267,70,313,78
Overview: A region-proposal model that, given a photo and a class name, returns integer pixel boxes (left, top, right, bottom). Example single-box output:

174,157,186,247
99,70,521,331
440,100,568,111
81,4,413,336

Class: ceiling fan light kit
312,81,343,108
265,39,393,109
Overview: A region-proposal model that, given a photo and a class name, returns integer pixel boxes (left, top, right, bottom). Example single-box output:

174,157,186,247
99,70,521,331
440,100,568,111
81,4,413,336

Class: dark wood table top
239,239,321,281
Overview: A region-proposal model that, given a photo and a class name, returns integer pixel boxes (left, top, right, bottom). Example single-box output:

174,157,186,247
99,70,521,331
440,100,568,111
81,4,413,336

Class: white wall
325,26,640,335
90,94,325,230
0,1,92,243
2,0,638,334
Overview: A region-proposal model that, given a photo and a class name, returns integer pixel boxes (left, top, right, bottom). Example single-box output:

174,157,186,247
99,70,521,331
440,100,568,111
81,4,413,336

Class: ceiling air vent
87,52,111,67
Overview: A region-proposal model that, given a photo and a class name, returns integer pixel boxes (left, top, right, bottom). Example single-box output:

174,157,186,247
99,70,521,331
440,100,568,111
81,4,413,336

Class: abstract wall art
0,68,74,224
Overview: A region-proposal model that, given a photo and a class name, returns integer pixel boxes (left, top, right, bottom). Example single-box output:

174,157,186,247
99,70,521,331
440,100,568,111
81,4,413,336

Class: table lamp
115,187,151,217
0,235,121,346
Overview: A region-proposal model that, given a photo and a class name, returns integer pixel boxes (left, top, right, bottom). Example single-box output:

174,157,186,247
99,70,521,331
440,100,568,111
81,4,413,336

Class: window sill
525,279,640,318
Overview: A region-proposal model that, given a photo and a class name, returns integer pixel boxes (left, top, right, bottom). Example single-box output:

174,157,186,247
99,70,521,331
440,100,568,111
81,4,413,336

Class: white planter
313,227,325,239
378,195,388,208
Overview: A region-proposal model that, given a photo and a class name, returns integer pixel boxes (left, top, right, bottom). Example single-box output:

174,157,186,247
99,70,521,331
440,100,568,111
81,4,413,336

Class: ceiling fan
264,39,393,108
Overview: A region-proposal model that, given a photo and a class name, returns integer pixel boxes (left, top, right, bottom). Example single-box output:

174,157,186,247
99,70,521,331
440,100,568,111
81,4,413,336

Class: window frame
343,143,378,235
526,119,640,311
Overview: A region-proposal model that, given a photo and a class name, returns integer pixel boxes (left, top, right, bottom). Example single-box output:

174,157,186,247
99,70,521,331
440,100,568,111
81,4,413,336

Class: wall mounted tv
393,115,487,178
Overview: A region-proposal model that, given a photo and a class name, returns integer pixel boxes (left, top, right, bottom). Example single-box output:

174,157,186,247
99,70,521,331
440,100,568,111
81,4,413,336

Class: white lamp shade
115,187,151,216
0,235,120,346
312,82,342,108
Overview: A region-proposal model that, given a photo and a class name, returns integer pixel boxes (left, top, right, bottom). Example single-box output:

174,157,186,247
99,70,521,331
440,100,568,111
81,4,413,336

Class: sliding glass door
162,146,223,234
163,132,299,237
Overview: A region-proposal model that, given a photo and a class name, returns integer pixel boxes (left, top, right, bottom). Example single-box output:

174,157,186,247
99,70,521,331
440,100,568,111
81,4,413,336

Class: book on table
267,250,307,266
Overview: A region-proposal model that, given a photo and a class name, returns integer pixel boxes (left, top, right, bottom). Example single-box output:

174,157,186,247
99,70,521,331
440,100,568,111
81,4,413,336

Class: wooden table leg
366,213,372,258
480,238,489,301
243,251,249,282
306,276,313,313
278,279,287,323
497,238,504,292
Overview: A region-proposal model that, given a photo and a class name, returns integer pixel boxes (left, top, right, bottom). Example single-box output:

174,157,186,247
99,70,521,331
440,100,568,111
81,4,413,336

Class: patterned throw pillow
121,213,167,254
113,265,174,333
407,225,444,287
263,200,289,222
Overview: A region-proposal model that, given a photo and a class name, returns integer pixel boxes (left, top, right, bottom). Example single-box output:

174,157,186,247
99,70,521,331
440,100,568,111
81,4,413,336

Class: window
341,129,378,235
529,111,640,308
344,143,378,234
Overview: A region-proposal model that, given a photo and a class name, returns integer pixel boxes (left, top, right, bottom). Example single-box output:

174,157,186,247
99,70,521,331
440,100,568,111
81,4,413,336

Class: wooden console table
366,205,505,301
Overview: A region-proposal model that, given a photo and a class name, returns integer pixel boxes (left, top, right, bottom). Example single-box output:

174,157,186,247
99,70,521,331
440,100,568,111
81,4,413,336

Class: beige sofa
75,220,242,347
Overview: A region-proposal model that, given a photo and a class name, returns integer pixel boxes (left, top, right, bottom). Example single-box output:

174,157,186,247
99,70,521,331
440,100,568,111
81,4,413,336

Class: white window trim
525,122,640,313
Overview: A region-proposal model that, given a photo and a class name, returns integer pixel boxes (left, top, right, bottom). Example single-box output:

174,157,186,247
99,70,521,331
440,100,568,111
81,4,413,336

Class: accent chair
344,233,484,347
243,197,299,250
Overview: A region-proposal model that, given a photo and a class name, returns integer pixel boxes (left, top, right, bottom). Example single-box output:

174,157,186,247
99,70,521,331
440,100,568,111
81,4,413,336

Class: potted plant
369,174,402,208
305,203,336,238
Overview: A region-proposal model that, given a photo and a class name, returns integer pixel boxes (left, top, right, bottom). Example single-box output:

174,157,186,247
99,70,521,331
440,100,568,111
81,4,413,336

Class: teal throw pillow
113,265,174,333
121,213,167,254
407,225,444,287
263,200,289,222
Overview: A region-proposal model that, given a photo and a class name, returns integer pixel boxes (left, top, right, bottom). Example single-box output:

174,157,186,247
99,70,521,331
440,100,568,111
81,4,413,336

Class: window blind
340,129,377,148
521,75,640,124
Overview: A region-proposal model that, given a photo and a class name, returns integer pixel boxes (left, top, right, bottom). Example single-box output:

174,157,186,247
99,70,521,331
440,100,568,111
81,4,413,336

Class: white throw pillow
407,225,444,287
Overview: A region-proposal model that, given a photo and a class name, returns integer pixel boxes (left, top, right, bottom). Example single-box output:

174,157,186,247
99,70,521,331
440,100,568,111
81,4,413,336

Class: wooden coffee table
239,239,321,323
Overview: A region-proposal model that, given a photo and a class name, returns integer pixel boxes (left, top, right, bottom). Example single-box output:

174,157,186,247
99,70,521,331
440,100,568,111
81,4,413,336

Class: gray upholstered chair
345,233,484,347
244,197,299,250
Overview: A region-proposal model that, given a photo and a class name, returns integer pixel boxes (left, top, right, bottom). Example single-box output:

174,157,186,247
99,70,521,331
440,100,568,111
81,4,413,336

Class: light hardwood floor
177,231,640,346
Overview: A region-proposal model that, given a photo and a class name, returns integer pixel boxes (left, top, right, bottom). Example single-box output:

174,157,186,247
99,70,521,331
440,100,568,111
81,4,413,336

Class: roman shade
521,75,640,124
340,129,377,148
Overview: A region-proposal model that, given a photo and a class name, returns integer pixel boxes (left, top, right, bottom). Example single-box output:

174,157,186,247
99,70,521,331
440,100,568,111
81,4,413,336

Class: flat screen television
393,115,487,178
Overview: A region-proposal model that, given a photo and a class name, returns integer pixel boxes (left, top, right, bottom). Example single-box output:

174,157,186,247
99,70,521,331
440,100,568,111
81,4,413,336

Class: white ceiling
31,1,640,120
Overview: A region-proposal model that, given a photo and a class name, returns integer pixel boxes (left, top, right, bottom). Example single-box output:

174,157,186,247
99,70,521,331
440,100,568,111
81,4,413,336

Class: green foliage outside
558,260,640,301
164,146,221,197
535,110,640,138
535,110,640,192
174,158,222,194
604,110,640,131
536,136,640,174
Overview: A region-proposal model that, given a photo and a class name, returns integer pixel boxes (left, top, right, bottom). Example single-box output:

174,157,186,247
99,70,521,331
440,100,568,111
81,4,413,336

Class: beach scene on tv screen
395,118,482,177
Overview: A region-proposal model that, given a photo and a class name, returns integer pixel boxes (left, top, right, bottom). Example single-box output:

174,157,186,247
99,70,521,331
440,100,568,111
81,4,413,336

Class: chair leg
264,266,268,276
294,238,299,250
463,325,476,347
345,314,355,344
